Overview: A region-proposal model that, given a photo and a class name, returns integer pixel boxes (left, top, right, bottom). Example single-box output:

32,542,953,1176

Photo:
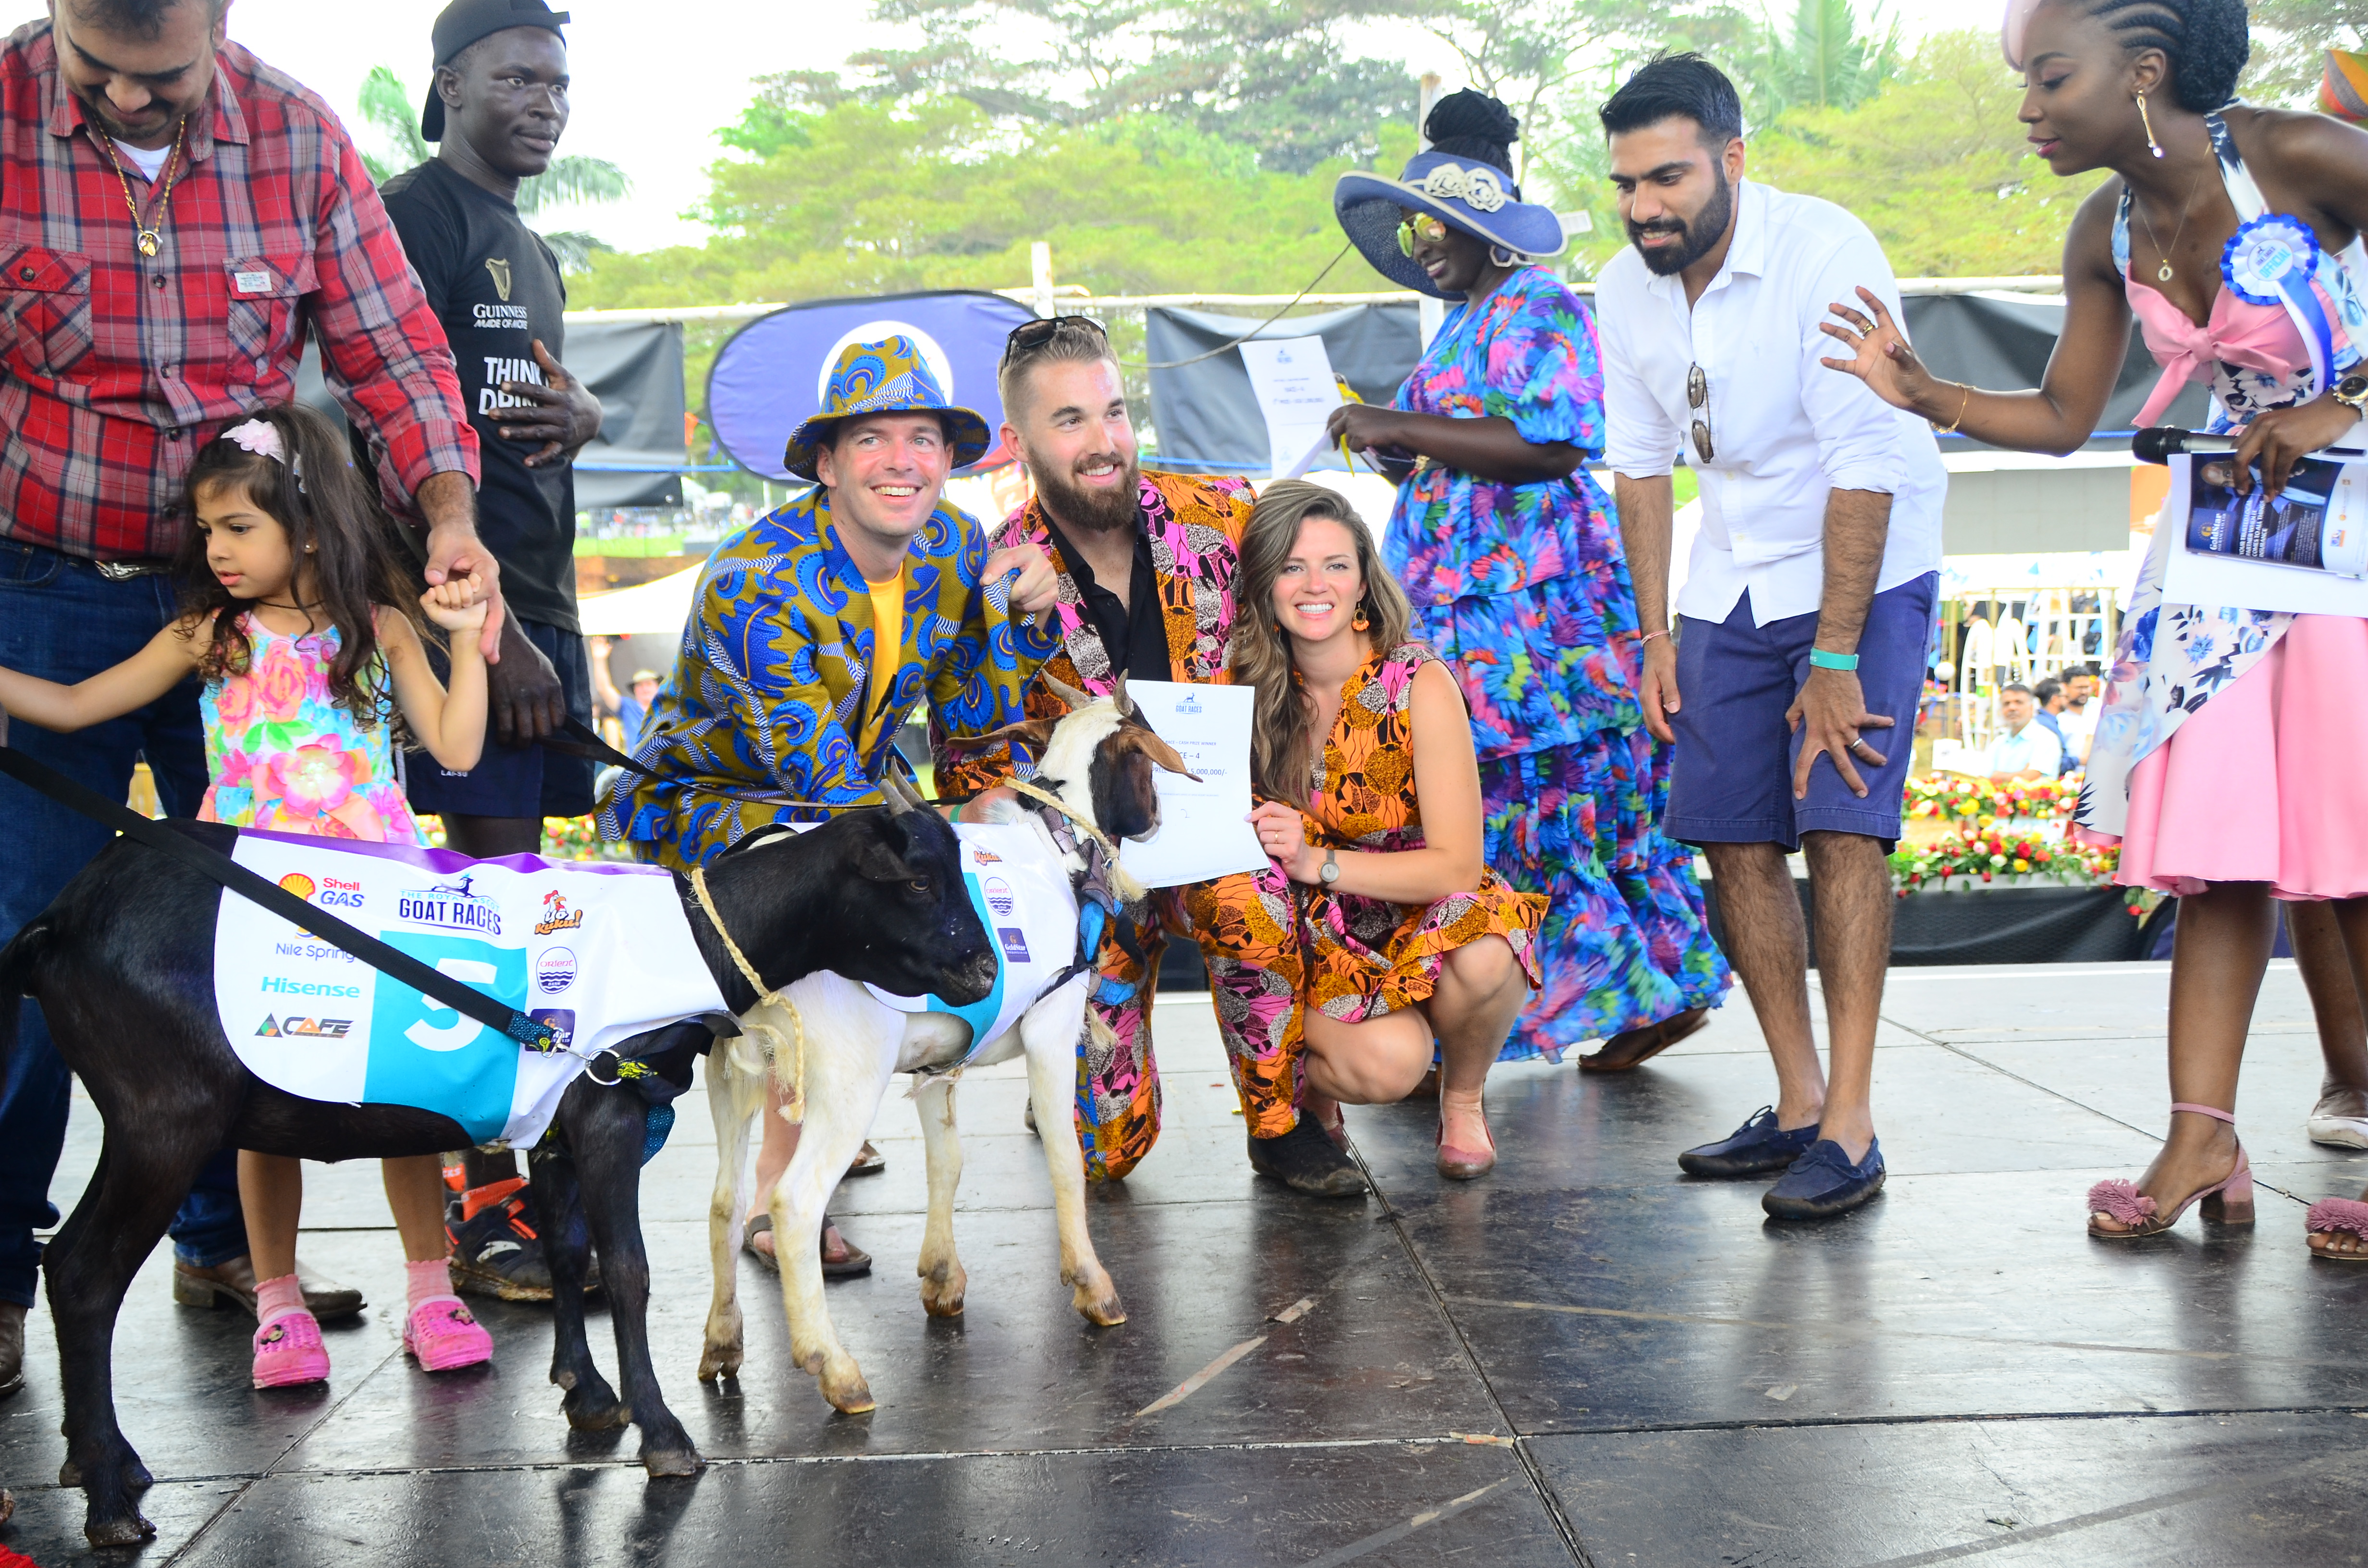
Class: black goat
0,788,994,1547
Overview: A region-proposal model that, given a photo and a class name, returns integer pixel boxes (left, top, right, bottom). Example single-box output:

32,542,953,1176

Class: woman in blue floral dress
1329,92,1730,1065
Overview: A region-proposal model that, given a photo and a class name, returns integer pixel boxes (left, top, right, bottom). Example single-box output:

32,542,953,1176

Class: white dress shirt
1599,179,1947,626
1991,719,2064,777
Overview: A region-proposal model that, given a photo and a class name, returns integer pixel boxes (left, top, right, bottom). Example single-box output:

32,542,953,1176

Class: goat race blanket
864,820,1082,1062
215,829,727,1147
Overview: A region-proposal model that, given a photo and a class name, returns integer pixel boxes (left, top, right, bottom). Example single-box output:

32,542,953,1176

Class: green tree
1754,0,1902,115
354,64,631,270
2243,1,2368,108
844,0,1418,173
1543,29,2095,280
1405,0,1759,184
1747,28,2100,276
580,94,1408,308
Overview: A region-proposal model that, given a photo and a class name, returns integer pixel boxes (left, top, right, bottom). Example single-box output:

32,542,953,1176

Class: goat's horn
878,772,921,814
1043,674,1097,713
1111,671,1135,715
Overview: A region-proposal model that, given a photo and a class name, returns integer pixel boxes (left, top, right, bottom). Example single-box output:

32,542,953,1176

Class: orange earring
1352,603,1371,631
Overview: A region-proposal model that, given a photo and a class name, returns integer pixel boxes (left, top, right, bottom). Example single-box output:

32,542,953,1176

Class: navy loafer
1762,1136,1886,1220
1677,1106,1821,1178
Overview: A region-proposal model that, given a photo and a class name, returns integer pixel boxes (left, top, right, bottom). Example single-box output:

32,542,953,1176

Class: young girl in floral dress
0,405,497,1386
1183,482,1546,1180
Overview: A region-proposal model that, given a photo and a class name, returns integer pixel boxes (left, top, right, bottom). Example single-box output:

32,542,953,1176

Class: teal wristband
1808,648,1860,672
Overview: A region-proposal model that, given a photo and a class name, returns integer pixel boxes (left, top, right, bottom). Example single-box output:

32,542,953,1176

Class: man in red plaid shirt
0,0,496,1396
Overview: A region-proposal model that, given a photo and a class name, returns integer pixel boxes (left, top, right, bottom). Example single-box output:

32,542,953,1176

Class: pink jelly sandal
251,1310,330,1389
403,1296,493,1372
2087,1102,2255,1239
2306,1197,2368,1262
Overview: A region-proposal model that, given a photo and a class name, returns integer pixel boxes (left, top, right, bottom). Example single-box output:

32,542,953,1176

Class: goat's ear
1129,724,1199,782
857,808,913,878
943,716,1060,756
1042,674,1097,713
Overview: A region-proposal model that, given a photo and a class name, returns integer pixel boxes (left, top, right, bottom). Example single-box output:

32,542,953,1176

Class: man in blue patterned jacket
603,336,1057,1270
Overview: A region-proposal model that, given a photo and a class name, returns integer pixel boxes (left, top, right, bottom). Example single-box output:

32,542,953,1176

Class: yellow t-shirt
860,569,904,756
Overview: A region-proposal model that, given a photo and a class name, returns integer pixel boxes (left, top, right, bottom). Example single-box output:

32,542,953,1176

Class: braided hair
2080,0,2249,112
1424,90,1520,179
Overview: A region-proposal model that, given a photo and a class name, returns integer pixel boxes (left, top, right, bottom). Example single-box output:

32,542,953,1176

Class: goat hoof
921,1295,965,1319
84,1510,156,1548
643,1446,704,1479
919,1260,968,1317
1075,1288,1127,1327
696,1341,744,1382
562,1385,630,1432
821,1369,876,1414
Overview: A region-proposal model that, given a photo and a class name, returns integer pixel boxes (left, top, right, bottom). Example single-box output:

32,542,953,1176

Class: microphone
2131,427,2238,465
2134,424,2368,465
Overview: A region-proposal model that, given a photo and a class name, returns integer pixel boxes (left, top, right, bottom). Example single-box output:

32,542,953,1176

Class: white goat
696,680,1192,1414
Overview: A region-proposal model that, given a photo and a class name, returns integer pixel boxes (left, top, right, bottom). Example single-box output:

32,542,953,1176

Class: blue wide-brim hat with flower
1333,151,1566,300
784,335,992,482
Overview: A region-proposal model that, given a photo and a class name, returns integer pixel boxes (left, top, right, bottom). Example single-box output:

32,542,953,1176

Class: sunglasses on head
1396,213,1450,256
1001,314,1110,367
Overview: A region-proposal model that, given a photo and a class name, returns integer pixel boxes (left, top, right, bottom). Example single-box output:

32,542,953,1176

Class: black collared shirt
1037,507,1170,681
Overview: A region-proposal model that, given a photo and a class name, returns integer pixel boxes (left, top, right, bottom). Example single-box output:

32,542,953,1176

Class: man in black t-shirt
380,0,606,1302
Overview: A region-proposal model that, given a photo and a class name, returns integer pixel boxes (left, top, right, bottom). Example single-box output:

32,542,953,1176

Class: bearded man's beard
1628,169,1733,277
1033,450,1141,533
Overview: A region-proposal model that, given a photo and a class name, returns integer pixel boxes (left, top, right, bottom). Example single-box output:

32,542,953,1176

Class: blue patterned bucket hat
1334,151,1567,300
783,335,991,481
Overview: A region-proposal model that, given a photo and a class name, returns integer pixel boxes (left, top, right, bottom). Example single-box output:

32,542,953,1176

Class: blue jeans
0,541,246,1306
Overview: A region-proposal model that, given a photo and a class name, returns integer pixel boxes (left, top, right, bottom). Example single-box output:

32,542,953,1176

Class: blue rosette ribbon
2222,213,2338,397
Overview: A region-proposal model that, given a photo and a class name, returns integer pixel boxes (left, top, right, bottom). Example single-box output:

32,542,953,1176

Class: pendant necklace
2135,159,2208,285
94,119,188,258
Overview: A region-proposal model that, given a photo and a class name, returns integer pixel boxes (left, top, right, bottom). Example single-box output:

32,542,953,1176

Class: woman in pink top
1820,0,2368,1255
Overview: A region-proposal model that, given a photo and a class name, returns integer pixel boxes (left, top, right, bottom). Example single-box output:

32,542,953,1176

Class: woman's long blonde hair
1231,480,1415,808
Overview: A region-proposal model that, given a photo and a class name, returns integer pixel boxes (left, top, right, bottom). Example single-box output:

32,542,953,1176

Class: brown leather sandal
1578,1007,1710,1073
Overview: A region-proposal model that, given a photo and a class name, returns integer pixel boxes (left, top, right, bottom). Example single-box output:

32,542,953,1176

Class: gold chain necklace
92,119,188,258
2134,159,2208,285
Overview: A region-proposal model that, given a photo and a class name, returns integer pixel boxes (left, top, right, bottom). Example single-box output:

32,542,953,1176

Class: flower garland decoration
1890,821,2122,897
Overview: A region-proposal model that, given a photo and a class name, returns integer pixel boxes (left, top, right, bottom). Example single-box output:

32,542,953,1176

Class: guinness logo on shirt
484,257,513,302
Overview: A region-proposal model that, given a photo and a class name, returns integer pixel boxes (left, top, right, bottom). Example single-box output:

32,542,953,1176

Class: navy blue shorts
1665,573,1937,852
405,619,597,821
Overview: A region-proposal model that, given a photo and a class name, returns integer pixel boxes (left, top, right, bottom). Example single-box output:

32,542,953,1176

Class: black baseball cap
420,0,570,143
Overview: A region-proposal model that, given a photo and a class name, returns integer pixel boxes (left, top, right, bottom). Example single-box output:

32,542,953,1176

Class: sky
0,0,1988,257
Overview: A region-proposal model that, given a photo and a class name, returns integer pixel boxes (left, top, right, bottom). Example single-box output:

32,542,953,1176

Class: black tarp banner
298,317,689,511
1142,289,2210,474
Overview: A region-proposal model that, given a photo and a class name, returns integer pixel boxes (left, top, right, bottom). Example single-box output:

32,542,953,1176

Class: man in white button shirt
1594,54,1944,1221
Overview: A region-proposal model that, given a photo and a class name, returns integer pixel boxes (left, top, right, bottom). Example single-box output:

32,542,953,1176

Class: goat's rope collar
690,864,808,1124
1007,777,1117,857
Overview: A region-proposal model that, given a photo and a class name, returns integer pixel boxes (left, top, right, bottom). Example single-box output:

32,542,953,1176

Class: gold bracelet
1933,382,1971,436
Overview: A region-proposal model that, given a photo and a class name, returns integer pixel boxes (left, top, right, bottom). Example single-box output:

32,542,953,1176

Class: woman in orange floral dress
1183,482,1546,1181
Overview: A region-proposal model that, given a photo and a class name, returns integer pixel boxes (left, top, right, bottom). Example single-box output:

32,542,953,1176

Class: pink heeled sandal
1436,1102,1496,1181
2306,1197,2368,1262
2087,1102,2254,1239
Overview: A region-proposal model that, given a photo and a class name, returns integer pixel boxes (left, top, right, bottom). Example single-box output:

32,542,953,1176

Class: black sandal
743,1213,874,1278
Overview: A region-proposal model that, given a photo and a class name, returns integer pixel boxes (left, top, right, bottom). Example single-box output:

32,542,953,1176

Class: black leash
0,744,565,1055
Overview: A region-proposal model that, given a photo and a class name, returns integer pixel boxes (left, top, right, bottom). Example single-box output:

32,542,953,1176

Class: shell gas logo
277,873,317,901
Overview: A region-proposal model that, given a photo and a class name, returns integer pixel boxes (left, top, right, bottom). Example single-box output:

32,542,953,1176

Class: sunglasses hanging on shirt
1687,362,1714,463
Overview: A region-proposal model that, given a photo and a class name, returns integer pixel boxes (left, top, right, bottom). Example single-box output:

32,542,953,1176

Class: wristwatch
1319,847,1340,886
2335,370,2368,414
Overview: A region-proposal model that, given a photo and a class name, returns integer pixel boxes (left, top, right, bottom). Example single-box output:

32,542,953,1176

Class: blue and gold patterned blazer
601,488,1056,869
